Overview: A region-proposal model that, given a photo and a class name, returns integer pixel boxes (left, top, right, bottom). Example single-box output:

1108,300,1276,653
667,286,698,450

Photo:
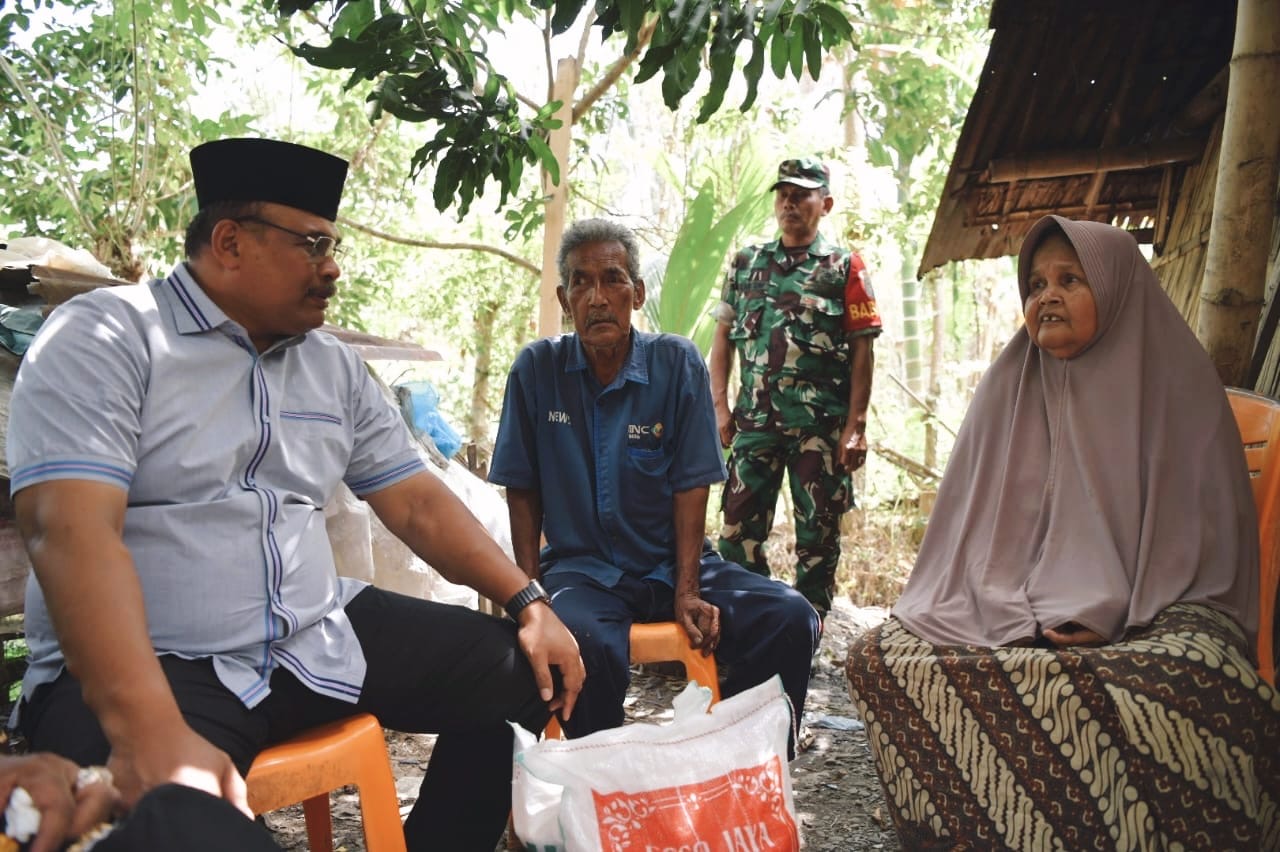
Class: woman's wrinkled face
1024,233,1098,360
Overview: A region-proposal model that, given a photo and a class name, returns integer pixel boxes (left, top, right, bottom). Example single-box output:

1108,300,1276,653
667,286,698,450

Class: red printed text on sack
592,756,798,852
643,821,781,851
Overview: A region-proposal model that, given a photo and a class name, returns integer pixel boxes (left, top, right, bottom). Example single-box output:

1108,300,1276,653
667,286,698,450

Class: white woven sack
512,675,798,852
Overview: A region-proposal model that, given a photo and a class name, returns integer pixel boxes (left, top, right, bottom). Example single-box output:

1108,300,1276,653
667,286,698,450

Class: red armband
843,252,881,333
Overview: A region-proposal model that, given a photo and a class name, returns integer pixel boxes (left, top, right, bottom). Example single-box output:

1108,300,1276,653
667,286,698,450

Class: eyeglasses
233,215,345,262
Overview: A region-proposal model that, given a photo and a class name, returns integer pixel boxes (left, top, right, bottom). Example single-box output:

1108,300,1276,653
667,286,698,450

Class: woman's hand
1042,622,1107,647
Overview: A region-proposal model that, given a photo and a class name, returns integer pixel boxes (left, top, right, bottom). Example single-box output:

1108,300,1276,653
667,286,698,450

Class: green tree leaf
527,133,559,186
643,164,773,354
265,0,857,214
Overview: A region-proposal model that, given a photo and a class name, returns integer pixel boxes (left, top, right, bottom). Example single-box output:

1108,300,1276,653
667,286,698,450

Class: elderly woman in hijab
847,215,1280,850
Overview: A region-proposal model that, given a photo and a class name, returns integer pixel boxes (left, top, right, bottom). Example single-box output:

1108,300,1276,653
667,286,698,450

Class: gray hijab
893,216,1259,649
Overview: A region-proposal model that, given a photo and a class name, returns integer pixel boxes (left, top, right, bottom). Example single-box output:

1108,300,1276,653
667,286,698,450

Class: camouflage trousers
717,425,853,615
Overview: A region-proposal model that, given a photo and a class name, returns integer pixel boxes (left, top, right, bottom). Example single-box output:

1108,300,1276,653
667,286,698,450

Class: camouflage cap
770,157,830,191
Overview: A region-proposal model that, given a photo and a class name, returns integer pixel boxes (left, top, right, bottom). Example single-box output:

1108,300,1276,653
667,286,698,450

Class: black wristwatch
505,579,551,621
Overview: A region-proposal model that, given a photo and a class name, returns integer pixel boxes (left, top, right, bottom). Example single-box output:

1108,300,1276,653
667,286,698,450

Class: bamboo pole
1197,0,1280,385
538,57,579,338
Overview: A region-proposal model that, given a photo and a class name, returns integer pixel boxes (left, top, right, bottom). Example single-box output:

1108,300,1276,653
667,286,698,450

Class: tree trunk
468,299,498,443
1196,0,1280,386
538,57,579,338
842,58,862,149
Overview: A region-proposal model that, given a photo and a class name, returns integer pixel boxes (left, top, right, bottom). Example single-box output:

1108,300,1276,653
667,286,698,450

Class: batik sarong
846,604,1280,850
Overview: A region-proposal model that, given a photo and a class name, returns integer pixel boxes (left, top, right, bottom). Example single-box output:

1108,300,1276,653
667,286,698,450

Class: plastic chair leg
302,795,335,851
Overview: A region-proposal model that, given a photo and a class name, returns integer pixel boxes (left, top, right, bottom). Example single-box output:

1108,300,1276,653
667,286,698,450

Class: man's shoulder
810,232,856,260
35,283,159,345
507,334,578,383
304,326,363,359
636,333,707,386
732,239,780,265
638,330,700,361
73,281,158,313
291,331,381,395
514,333,572,364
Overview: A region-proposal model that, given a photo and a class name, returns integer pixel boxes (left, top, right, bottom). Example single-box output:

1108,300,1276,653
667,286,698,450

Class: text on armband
847,301,879,322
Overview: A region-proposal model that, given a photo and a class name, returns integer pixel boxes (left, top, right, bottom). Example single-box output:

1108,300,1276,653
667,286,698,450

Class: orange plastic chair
545,621,721,739
245,712,407,852
1226,387,1280,686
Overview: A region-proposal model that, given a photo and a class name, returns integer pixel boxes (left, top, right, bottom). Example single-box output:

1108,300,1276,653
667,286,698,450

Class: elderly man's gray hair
557,218,642,286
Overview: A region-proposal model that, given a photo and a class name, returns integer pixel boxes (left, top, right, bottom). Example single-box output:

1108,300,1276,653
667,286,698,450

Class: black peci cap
190,138,349,221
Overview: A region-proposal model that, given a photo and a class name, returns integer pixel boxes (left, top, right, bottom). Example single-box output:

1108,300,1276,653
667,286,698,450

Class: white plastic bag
510,721,565,851
511,676,799,852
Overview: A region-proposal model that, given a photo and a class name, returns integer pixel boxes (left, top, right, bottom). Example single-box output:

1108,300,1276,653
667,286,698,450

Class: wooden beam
988,137,1206,183
969,202,1157,227
0,521,30,619
1172,65,1230,133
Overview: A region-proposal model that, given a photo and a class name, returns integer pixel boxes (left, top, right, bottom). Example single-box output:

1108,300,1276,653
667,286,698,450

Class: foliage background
0,0,1021,605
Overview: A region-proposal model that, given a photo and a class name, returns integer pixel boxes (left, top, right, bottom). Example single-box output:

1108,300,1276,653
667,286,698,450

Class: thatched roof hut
921,0,1280,393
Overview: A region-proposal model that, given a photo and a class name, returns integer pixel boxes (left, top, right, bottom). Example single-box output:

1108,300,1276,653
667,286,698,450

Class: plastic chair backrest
1226,387,1280,686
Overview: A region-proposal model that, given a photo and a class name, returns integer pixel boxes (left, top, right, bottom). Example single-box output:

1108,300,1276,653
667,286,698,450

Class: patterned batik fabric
846,604,1280,851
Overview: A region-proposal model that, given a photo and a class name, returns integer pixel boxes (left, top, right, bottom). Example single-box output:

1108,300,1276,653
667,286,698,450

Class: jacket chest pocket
625,446,673,478
793,292,846,353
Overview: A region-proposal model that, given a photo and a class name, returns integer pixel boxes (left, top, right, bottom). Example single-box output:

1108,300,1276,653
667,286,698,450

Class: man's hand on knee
676,594,720,657
106,716,249,819
515,602,586,721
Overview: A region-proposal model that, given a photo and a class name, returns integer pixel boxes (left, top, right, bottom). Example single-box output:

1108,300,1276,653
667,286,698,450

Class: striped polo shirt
7,263,425,710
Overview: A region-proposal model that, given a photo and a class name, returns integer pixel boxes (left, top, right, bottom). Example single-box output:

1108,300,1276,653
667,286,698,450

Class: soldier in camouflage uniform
708,158,881,618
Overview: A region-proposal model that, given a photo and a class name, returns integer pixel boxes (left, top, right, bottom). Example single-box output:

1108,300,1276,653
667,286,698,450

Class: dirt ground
262,596,900,851
788,600,900,851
